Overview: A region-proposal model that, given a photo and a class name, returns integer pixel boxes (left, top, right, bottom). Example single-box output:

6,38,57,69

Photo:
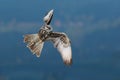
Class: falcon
23,9,72,65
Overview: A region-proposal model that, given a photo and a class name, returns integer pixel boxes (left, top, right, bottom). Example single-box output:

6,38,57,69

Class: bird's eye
49,14,51,17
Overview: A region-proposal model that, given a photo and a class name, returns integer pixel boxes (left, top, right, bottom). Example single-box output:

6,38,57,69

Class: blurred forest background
0,0,120,80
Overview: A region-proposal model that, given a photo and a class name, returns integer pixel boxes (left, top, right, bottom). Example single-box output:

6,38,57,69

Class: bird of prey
23,9,72,65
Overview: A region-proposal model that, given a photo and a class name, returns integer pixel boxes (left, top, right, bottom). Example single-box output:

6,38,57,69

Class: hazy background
0,0,120,80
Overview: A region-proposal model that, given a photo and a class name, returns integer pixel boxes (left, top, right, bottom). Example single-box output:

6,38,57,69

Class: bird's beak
43,9,54,25
49,9,54,14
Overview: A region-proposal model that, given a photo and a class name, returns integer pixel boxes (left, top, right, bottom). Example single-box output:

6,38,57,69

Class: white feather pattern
53,37,72,65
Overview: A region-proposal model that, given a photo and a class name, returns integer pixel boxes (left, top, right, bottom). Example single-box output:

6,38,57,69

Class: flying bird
23,9,72,65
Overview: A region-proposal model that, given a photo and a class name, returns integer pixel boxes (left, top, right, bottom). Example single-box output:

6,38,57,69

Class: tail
23,34,44,57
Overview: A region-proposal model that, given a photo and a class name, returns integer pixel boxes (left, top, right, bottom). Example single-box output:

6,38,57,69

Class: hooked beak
43,9,54,25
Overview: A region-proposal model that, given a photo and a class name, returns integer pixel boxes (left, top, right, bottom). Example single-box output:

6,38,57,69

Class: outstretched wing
48,32,72,65
23,34,44,57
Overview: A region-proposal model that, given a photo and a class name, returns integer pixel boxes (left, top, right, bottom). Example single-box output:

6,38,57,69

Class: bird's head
43,9,54,25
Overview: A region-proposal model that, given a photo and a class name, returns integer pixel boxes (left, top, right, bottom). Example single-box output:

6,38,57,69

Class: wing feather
24,34,44,57
48,32,72,65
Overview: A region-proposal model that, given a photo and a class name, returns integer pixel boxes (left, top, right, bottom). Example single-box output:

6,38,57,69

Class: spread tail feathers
23,34,44,57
